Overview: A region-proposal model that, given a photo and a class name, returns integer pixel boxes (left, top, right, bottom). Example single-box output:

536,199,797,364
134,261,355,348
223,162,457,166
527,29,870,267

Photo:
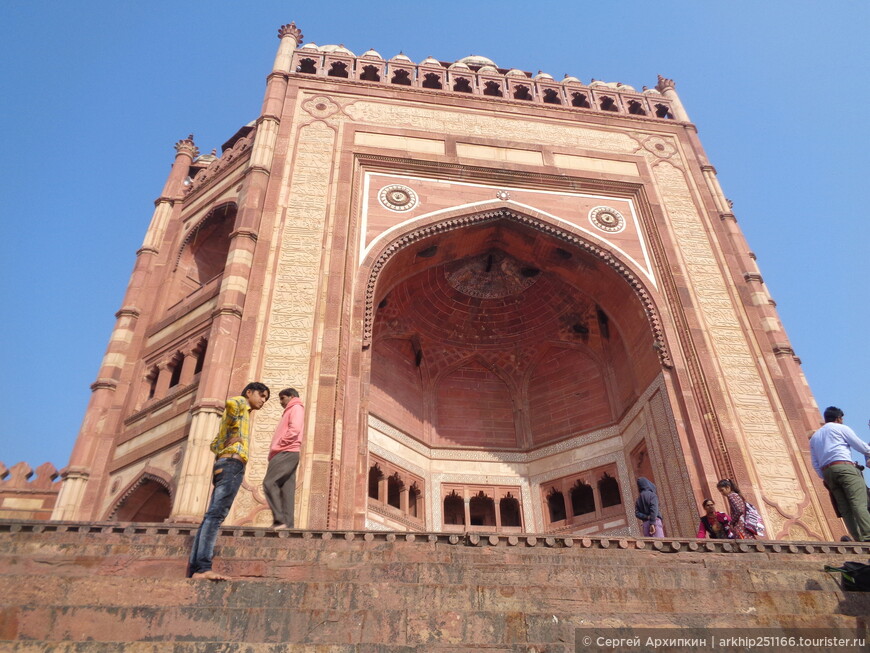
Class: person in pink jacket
263,387,304,529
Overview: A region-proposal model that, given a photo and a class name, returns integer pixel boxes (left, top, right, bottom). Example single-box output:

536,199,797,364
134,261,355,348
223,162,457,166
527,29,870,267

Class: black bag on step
824,561,870,592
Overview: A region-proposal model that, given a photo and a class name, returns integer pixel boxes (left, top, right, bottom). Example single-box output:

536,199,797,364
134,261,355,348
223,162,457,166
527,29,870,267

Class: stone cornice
115,307,140,320
90,379,118,392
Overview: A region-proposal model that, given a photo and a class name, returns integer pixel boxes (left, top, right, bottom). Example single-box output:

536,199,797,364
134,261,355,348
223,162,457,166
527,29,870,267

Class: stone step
6,603,867,645
2,521,869,648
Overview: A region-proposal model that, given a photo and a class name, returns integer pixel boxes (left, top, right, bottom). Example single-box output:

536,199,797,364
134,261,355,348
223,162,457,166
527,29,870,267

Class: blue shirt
809,422,870,479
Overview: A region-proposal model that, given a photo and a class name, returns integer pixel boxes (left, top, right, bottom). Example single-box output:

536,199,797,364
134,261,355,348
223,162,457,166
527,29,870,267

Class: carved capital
90,378,118,392
136,246,159,256
60,466,91,481
772,344,795,358
277,21,303,44
191,401,226,414
700,164,717,174
213,305,244,320
743,273,764,284
656,75,675,92
174,134,199,159
115,306,140,319
230,228,259,242
719,212,737,222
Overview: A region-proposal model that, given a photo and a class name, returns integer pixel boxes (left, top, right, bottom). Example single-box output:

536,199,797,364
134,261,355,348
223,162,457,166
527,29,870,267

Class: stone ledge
2,519,868,556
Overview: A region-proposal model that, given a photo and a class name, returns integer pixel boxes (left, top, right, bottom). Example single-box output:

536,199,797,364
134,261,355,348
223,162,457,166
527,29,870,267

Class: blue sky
1,2,867,476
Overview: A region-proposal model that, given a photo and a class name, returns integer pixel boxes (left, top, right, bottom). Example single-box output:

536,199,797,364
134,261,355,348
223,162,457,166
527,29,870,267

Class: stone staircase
2,520,869,651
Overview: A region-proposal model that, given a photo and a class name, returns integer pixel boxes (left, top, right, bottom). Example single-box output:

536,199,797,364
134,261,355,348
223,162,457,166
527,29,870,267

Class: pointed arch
106,467,174,522
360,207,671,368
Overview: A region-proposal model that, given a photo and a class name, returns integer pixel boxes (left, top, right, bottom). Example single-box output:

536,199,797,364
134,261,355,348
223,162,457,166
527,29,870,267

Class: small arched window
193,339,207,375
547,487,567,522
453,77,472,93
408,482,421,518
368,464,383,500
168,353,183,388
543,89,561,105
422,73,442,89
499,493,521,527
469,491,496,526
627,100,647,116
598,472,621,508
391,69,412,86
600,96,618,112
570,480,595,516
360,65,380,82
444,490,465,525
513,85,532,100
655,103,674,119
483,81,503,97
297,58,317,74
146,367,158,400
571,92,590,108
387,472,403,509
327,61,349,78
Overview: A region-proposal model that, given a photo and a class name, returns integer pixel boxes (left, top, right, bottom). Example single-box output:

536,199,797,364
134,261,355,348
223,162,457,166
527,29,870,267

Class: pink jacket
268,397,304,459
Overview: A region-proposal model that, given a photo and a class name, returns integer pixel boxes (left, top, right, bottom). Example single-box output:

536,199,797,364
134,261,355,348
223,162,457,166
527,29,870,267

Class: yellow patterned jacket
209,396,251,463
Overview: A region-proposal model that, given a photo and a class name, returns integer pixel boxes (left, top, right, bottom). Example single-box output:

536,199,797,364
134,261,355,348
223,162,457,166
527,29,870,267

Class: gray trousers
263,451,300,527
824,463,870,542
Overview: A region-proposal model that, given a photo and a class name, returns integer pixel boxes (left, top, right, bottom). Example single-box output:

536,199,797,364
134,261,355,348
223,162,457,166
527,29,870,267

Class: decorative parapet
183,130,255,197
0,462,60,521
1,521,867,552
289,47,679,122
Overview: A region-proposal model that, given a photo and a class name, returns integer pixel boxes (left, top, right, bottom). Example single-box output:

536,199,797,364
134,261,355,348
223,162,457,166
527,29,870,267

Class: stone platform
1,520,869,651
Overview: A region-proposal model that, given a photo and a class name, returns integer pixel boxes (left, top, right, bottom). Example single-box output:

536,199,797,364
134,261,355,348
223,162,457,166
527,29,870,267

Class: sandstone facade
53,22,835,541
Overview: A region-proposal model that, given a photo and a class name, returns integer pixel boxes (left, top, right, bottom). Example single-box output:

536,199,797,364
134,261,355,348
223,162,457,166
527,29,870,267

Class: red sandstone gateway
45,21,840,543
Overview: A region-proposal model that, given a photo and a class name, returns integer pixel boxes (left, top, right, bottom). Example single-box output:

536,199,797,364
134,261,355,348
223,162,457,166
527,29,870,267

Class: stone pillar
153,360,173,399
170,403,224,522
178,348,198,386
655,76,690,123
399,485,409,514
51,467,89,521
53,137,198,521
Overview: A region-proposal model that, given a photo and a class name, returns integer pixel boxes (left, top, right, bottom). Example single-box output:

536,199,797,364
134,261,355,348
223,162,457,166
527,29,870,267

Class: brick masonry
2,520,869,649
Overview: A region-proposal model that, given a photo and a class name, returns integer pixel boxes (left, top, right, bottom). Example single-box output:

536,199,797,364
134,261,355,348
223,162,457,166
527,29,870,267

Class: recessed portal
365,213,667,533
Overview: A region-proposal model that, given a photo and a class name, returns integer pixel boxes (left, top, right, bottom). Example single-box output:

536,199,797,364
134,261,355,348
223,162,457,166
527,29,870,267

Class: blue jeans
188,458,245,575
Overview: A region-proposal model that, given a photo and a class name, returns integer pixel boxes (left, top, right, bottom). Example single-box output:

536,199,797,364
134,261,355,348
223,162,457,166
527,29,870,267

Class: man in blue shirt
810,406,870,542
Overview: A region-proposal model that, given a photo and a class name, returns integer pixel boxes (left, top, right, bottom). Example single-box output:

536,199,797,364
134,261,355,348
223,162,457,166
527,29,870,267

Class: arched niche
168,203,236,306
108,470,173,523
363,209,667,452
